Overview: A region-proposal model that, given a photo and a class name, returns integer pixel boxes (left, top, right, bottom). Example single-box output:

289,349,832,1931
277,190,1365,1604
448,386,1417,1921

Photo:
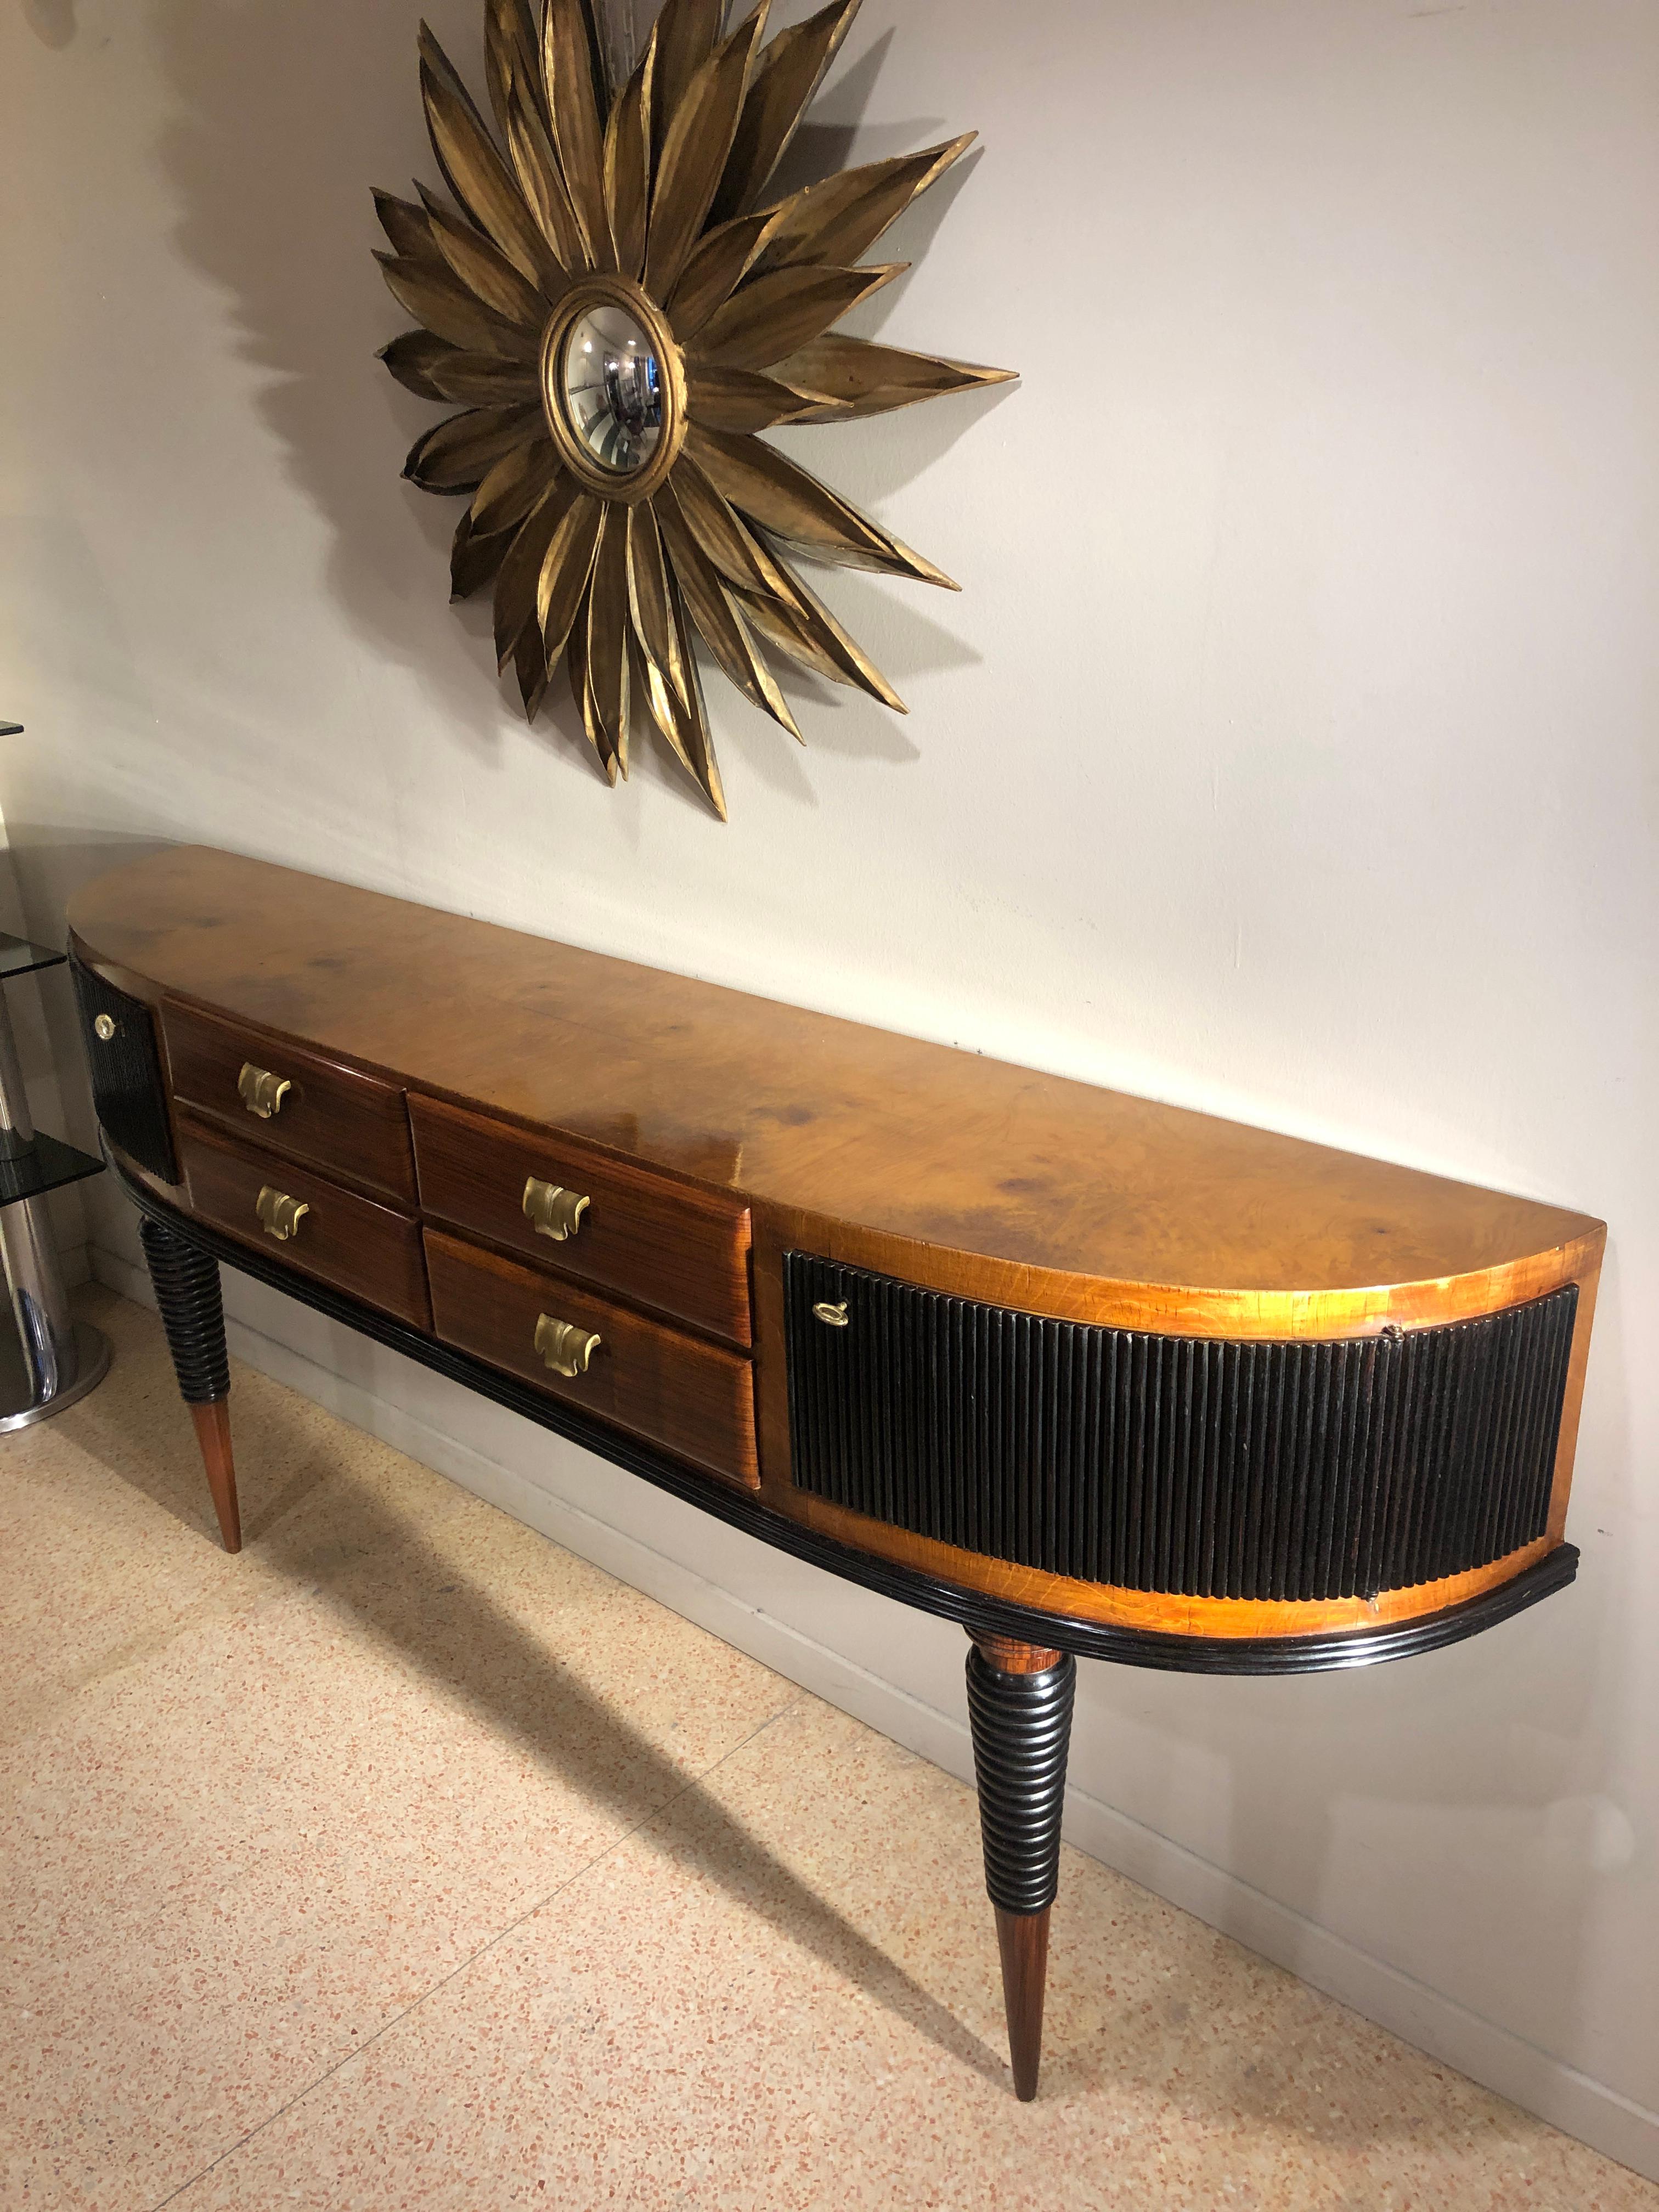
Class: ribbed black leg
140,1217,240,1551
966,1636,1076,2100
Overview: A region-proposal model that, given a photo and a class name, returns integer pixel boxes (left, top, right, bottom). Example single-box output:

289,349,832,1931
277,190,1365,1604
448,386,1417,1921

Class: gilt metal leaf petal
451,507,514,600
645,7,772,302
731,560,905,710
504,83,588,277
755,136,975,274
687,421,957,587
378,328,457,399
406,405,543,494
685,362,840,433
423,349,541,407
666,207,785,342
655,481,803,739
625,500,690,708
770,334,1015,419
603,35,656,281
416,184,550,329
544,0,612,271
583,503,633,776
690,261,902,371
708,0,862,226
649,0,726,173
377,253,538,359
494,486,568,667
470,437,560,537
418,25,557,288
539,487,606,664
484,0,546,139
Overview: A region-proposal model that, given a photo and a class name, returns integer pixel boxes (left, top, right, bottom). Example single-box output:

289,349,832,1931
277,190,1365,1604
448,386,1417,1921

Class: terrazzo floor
3,1284,1654,2212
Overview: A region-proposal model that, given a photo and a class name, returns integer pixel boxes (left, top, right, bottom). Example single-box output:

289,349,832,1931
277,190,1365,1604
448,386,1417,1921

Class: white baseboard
91,1242,1659,2185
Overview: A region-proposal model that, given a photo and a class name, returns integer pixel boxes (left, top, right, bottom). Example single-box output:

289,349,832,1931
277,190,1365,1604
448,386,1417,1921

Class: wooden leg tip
995,1905,1051,2102
190,1398,241,1554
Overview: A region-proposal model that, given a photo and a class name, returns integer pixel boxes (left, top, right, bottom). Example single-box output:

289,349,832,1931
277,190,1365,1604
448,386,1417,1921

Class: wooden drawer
410,1095,752,1346
178,1109,430,1330
425,1229,757,1486
164,1001,416,1203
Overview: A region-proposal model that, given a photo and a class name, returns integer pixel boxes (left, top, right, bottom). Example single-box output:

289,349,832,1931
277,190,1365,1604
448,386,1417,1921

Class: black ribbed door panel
70,955,179,1183
784,1255,1577,1601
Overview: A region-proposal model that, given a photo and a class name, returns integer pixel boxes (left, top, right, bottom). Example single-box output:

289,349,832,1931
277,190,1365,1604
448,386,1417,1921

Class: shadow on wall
143,0,1008,813
21,0,75,49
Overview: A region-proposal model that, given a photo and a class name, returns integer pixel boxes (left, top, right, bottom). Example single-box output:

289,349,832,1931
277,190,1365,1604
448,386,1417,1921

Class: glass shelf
0,932,65,981
0,1131,105,1210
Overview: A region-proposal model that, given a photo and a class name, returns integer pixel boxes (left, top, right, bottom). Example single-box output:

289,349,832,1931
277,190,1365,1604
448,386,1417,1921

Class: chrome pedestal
0,935,109,1426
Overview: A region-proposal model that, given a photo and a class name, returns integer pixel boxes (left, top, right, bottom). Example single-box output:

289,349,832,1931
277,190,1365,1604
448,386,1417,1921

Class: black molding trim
106,1153,1579,1678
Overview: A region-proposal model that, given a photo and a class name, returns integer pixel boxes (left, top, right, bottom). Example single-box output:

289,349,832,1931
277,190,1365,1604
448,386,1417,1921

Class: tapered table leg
966,1631,1076,2101
139,1217,240,1552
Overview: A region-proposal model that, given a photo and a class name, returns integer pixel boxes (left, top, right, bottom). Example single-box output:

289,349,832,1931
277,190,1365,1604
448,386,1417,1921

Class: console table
68,847,1604,2100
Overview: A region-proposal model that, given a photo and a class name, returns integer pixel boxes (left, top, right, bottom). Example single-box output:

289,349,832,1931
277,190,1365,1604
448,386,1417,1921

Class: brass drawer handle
812,1300,850,1328
256,1184,309,1242
93,1013,119,1042
523,1175,589,1242
239,1062,292,1120
534,1312,601,1377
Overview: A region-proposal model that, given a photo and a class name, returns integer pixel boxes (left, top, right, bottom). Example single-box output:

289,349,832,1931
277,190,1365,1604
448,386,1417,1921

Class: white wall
4,0,1655,2174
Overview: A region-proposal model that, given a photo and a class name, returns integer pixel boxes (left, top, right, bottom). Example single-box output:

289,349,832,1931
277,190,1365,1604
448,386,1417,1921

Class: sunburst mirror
375,0,1013,817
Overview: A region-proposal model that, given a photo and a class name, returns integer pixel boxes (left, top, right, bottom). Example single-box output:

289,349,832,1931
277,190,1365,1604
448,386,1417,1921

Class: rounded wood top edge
67,848,1608,1318
769,1214,1605,1340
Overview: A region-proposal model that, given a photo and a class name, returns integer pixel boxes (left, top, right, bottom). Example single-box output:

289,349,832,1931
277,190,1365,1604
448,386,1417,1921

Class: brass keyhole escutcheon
239,1062,292,1120
255,1185,309,1242
812,1300,850,1328
534,1313,601,1378
523,1176,590,1242
93,1013,118,1042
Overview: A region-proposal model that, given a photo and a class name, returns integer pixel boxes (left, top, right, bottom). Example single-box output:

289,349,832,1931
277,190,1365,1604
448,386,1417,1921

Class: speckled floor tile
0,1288,795,2211
3,1288,1655,2212
159,1696,1659,2212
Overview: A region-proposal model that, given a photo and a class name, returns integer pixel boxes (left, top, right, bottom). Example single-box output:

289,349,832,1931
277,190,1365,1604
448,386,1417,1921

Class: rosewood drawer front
163,1001,416,1203
410,1095,752,1346
177,1109,430,1330
425,1228,758,1486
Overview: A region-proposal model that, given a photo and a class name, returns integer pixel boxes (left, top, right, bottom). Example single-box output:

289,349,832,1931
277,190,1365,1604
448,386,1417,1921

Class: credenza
68,846,1604,2100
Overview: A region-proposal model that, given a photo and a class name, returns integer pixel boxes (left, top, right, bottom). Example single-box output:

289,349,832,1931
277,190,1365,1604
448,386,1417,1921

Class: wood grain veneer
177,1109,430,1332
411,1093,752,1346
424,1229,758,1486
165,999,417,1203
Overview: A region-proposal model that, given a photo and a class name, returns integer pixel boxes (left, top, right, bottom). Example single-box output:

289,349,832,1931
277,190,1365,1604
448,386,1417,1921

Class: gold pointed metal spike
708,0,862,225
667,208,785,342
771,335,1017,420
470,438,558,537
644,7,772,302
543,0,611,270
418,25,556,289
379,328,455,399
756,136,977,274
404,404,542,492
424,349,541,407
690,262,903,373
685,363,839,433
378,1,1014,815
416,184,549,329
603,35,655,280
650,0,725,173
484,0,545,140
